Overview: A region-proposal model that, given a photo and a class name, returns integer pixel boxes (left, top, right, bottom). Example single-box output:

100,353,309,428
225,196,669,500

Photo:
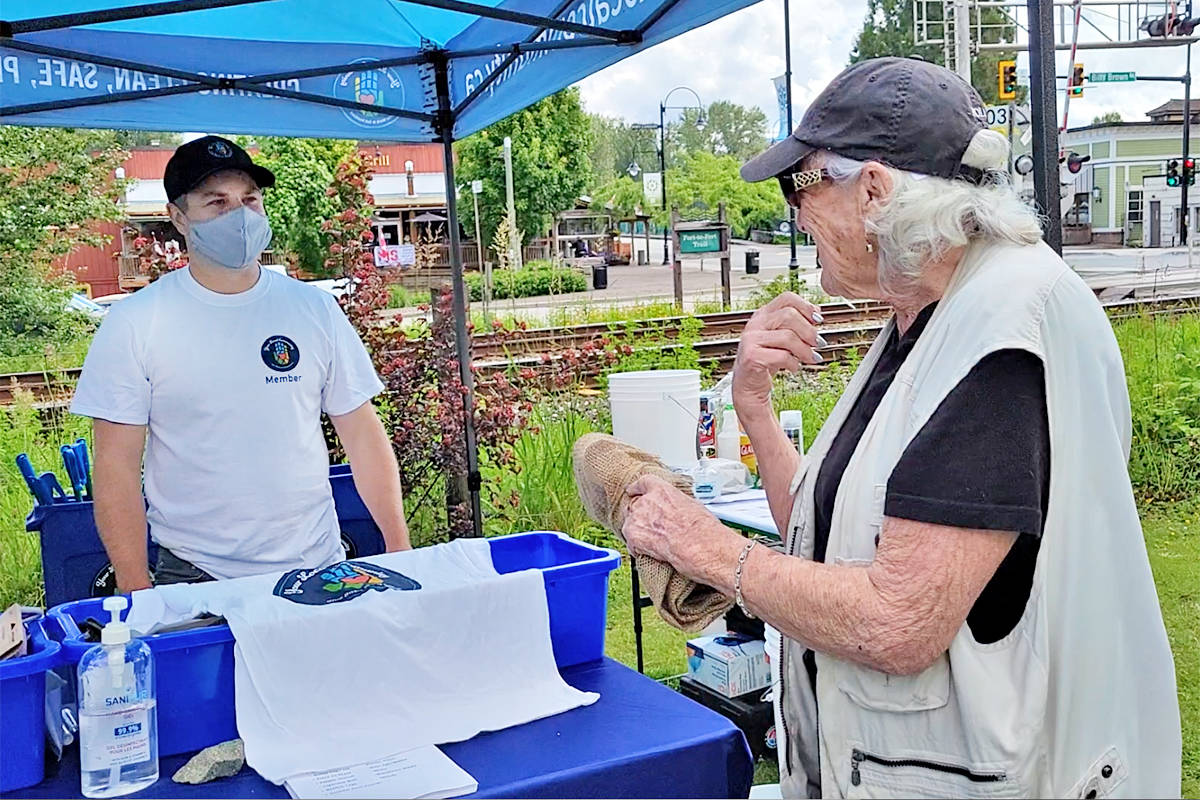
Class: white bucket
608,369,701,467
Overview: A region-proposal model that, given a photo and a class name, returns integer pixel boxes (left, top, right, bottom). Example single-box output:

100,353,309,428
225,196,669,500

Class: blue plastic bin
45,531,619,757
0,616,62,792
31,465,383,607
489,531,621,669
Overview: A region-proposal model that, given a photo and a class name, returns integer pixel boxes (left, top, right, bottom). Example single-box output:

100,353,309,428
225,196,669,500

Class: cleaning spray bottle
77,596,158,797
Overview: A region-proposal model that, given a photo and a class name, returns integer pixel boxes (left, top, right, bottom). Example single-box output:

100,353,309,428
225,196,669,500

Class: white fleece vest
776,241,1181,799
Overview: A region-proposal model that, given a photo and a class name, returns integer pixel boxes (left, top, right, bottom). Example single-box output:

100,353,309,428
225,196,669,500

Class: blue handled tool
74,438,92,498
38,472,68,503
60,446,84,501
16,454,51,506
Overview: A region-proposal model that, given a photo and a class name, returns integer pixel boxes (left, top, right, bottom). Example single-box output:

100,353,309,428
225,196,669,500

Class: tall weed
484,397,618,549
0,391,90,607
1115,313,1200,503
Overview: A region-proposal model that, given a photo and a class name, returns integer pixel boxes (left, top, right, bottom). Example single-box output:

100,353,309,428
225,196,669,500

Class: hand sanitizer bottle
78,596,158,797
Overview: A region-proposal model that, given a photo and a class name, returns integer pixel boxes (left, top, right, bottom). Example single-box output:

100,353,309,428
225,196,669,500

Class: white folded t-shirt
127,539,598,783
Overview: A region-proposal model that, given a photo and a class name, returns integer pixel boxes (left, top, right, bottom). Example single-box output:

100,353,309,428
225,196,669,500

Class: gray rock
172,739,245,784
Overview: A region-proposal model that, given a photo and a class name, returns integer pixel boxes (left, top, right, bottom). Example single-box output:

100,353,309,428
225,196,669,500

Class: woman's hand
732,293,825,423
623,474,723,576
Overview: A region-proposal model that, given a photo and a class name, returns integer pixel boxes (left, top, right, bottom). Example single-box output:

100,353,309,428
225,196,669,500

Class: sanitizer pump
77,596,159,797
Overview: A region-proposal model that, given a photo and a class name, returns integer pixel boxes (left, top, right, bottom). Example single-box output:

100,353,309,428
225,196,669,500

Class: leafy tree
672,102,770,163
1093,111,1123,124
666,151,786,237
589,175,648,221
0,127,126,352
851,0,941,65
587,114,655,189
455,88,593,245
237,136,356,276
850,0,1021,106
109,130,182,148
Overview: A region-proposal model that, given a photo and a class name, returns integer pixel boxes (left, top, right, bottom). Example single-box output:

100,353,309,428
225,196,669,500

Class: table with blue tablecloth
4,658,753,799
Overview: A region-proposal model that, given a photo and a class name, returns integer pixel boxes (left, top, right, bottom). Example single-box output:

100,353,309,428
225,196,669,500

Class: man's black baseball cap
164,135,276,203
741,57,988,186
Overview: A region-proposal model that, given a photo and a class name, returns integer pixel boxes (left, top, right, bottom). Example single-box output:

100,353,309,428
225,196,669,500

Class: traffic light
1167,159,1181,187
1069,63,1085,97
1141,14,1200,36
1142,15,1170,36
1066,152,1091,174
1186,157,1197,186
998,59,1017,101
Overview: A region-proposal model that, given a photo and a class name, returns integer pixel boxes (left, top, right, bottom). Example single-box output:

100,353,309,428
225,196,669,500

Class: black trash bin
592,263,608,290
745,249,760,274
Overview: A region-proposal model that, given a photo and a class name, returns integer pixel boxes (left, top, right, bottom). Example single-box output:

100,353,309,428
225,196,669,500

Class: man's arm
330,401,410,551
93,419,152,592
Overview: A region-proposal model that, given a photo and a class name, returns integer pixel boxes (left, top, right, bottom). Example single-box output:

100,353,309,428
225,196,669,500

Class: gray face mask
186,205,273,270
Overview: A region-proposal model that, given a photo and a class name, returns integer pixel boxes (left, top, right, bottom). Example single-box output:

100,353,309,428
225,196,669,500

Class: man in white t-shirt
71,136,410,591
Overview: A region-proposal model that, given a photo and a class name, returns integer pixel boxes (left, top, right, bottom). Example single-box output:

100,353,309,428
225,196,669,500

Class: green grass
0,396,91,608
0,337,92,374
1142,501,1200,798
386,284,426,310
603,560,690,680
1113,312,1200,503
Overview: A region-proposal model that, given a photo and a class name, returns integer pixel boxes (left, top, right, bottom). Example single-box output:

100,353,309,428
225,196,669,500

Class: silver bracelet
734,539,759,619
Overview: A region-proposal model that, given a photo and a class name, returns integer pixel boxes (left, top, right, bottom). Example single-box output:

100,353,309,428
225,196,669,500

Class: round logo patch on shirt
261,335,300,372
272,561,422,605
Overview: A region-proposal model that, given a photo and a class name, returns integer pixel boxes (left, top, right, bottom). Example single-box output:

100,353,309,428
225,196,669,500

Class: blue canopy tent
0,0,761,535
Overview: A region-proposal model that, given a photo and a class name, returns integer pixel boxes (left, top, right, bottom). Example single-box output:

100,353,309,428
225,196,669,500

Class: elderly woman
622,57,1180,798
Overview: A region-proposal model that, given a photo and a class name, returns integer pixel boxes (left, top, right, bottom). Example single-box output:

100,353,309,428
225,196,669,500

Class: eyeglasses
779,167,832,208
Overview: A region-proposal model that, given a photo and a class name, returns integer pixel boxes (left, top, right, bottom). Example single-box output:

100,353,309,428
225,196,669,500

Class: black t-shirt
812,302,1050,645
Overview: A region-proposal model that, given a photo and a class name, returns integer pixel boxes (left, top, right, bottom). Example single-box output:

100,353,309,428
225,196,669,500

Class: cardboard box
685,633,770,698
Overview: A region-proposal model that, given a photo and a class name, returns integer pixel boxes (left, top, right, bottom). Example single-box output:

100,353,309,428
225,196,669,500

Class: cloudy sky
575,0,1195,132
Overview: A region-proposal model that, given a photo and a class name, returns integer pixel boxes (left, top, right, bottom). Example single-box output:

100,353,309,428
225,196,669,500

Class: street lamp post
784,0,799,284
656,86,706,265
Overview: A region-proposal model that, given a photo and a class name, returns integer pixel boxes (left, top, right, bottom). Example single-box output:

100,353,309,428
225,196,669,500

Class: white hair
815,129,1043,296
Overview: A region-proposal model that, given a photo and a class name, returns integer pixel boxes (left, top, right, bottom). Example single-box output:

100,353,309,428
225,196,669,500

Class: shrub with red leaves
328,152,618,538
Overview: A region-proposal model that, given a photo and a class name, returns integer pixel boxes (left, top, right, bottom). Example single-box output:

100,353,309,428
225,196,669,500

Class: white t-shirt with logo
125,539,599,783
71,267,384,580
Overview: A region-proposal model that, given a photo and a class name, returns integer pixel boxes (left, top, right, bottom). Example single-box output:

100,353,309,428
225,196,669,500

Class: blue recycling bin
0,615,62,792
30,465,384,607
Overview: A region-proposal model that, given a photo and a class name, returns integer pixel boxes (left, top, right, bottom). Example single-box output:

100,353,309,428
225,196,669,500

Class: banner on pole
773,74,789,141
643,172,662,206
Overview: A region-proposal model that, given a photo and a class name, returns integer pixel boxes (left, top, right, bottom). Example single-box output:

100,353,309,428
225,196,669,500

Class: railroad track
469,299,893,359
0,368,82,406
7,294,1200,406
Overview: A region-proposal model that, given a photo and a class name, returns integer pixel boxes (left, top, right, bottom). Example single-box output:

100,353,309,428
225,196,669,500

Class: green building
1061,99,1197,247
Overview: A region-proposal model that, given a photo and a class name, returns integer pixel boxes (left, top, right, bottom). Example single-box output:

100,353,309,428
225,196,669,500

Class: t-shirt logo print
260,335,300,372
273,560,421,605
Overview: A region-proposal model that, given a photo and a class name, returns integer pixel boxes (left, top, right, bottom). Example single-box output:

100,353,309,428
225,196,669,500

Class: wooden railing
117,250,281,284
389,241,554,291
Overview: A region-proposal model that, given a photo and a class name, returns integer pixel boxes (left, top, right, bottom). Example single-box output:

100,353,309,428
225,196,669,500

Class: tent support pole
5,0,274,35
432,50,484,538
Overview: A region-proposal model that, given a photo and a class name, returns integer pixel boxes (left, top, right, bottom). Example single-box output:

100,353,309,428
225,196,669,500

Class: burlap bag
572,433,732,632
